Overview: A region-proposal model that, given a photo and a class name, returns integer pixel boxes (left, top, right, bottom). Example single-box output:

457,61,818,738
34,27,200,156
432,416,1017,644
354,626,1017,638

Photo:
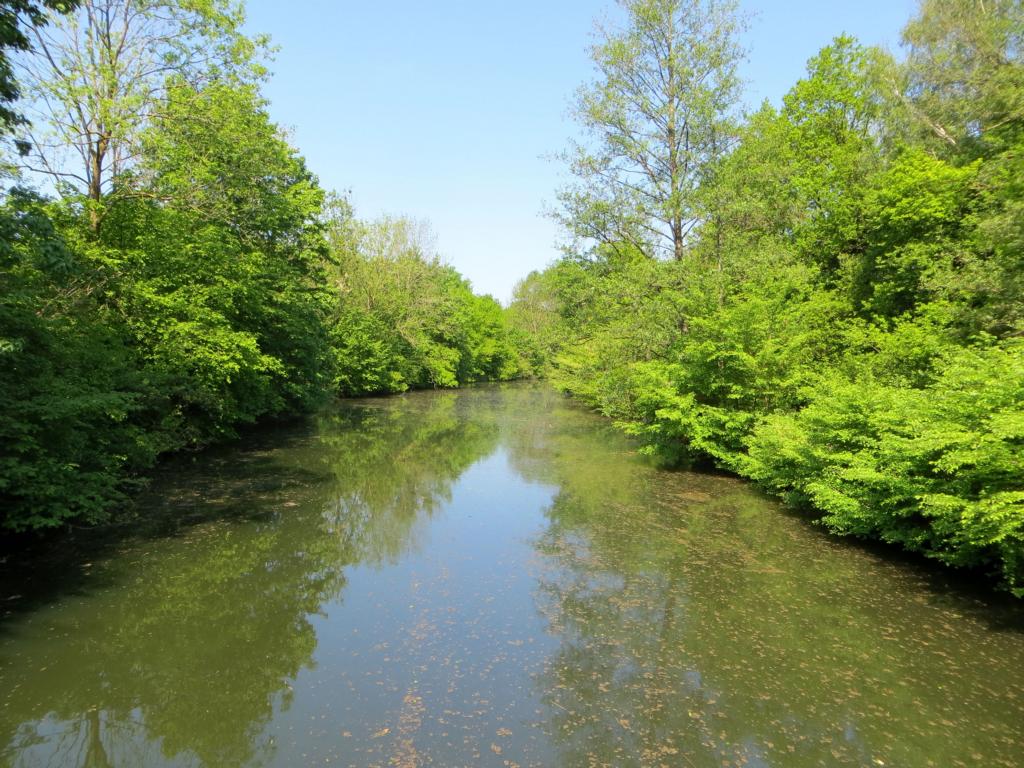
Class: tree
0,189,151,530
16,0,264,229
322,210,523,395
699,37,889,280
0,0,76,141
901,0,1024,154
108,79,332,433
556,0,745,261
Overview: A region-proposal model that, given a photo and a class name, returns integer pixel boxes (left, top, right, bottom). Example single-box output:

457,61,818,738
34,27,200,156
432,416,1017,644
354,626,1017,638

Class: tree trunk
88,133,109,233
672,217,684,261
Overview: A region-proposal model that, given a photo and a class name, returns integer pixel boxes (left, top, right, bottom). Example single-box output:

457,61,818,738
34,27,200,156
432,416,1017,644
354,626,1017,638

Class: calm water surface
1,384,1023,767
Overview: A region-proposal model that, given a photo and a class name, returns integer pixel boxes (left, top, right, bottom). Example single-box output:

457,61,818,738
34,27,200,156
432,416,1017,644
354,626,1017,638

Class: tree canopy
513,0,1024,595
0,0,525,531
555,0,746,262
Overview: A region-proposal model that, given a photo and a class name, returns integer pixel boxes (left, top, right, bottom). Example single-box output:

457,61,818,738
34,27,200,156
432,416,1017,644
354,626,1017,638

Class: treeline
325,209,521,395
511,0,1024,594
0,1,524,531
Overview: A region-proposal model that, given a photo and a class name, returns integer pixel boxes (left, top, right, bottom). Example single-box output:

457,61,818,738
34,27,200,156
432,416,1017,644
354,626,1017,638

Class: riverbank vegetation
0,0,524,531
2,0,1021,599
510,0,1024,594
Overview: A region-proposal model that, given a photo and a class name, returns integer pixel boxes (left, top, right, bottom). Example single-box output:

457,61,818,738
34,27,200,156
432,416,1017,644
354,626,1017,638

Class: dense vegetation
0,0,524,531
324,207,522,396
510,0,1024,594
3,0,1021,599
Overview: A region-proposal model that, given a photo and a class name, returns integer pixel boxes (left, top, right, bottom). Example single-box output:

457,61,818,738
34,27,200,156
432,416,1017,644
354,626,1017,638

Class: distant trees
326,208,524,396
556,0,745,261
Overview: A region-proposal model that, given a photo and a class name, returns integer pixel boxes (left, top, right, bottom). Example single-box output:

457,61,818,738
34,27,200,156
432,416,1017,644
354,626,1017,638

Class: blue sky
244,0,918,302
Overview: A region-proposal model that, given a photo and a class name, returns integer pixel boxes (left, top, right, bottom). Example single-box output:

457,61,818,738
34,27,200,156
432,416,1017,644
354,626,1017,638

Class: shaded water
1,384,1023,767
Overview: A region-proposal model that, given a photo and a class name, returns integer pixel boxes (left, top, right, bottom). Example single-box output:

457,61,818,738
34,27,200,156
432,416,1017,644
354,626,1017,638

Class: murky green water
2,384,1023,768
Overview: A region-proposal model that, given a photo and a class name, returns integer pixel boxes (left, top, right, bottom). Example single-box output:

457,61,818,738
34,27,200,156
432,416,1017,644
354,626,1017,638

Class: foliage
555,0,745,261
515,0,1024,593
0,190,153,528
325,210,524,396
0,2,523,532
743,342,1024,595
0,0,77,140
619,257,842,469
18,0,266,222
901,0,1024,153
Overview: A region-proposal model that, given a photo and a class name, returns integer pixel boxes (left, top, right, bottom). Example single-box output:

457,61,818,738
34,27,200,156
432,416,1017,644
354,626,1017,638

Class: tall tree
899,1,1024,334
556,0,745,261
16,0,264,229
112,78,332,430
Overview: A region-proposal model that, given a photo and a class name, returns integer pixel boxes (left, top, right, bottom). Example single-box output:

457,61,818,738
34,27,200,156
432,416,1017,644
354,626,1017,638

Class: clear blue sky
244,0,918,303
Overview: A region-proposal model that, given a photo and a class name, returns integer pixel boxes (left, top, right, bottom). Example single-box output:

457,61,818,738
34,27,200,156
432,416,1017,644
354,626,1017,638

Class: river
1,384,1022,767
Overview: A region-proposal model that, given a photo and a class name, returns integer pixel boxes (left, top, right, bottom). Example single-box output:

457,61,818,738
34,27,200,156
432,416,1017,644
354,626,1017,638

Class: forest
0,0,526,532
508,0,1024,595
1,0,1022,597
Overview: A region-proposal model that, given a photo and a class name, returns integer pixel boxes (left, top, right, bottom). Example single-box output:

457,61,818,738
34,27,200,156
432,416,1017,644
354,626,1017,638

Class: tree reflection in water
1,385,1022,768
0,390,498,768
522,391,1024,768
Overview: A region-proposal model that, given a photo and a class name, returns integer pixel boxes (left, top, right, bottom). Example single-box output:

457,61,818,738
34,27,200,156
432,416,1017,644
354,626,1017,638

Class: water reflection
312,393,499,566
0,390,499,767
0,384,1022,768
530,444,1024,767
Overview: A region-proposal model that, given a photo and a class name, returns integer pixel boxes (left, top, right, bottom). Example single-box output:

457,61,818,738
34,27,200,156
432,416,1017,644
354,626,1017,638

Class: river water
1,384,1022,767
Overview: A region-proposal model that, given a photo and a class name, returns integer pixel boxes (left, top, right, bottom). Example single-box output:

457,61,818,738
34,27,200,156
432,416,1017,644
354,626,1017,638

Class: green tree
100,79,331,440
556,0,745,261
1,75,336,529
0,191,151,529
901,0,1024,154
17,0,265,229
325,210,523,395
